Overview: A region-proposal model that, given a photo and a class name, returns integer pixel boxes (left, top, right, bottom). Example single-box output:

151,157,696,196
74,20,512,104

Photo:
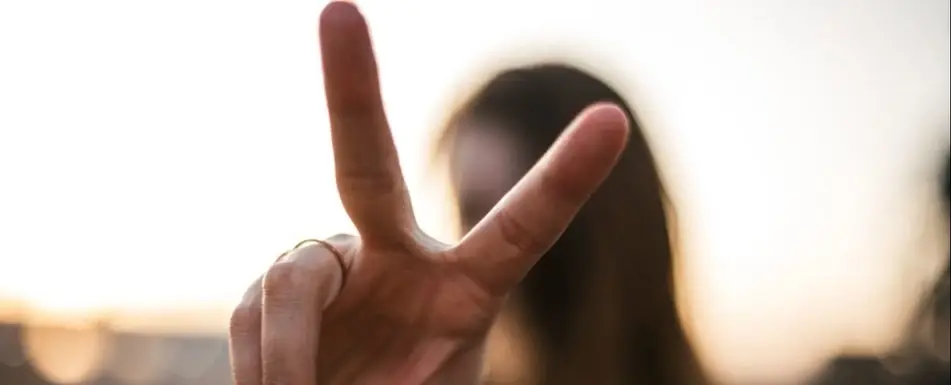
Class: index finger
454,104,630,294
319,2,414,245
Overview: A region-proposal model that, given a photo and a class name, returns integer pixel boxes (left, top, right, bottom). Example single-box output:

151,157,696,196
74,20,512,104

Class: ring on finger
293,238,348,291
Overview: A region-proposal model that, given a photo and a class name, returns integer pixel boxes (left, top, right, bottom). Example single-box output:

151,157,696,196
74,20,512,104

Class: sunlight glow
22,323,110,384
0,0,948,382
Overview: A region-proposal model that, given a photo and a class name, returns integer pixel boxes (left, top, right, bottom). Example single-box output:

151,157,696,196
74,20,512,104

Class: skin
450,123,538,382
227,2,630,385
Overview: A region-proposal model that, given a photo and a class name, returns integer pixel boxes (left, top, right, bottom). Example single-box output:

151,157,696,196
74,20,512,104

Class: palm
242,2,630,384
317,245,499,384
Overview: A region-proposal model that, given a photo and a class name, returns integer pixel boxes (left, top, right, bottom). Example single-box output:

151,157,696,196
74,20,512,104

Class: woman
230,3,699,384
437,64,708,385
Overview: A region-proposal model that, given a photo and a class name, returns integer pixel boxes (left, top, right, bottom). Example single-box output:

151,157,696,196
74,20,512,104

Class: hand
227,2,631,384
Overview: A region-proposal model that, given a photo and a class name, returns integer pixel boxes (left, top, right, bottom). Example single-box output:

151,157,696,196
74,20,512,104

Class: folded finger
261,242,346,384
229,276,264,385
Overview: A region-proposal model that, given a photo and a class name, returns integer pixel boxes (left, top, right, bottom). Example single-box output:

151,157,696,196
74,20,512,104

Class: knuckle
494,208,550,258
287,244,346,305
229,302,260,337
262,261,304,300
338,166,405,197
291,244,337,274
229,277,263,336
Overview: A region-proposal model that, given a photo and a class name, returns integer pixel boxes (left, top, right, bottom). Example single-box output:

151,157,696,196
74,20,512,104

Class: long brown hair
437,64,707,385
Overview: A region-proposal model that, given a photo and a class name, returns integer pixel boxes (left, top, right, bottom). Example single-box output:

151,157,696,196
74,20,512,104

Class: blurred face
450,119,528,231
449,120,541,381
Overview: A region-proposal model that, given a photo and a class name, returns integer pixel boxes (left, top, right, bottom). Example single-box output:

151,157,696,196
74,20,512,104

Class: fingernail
321,1,363,25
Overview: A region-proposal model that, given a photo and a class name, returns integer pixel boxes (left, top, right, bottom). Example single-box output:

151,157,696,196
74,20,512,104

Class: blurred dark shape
437,64,708,385
943,150,950,210
812,150,950,385
904,361,950,385
811,356,898,385
812,356,950,385
0,322,230,385
0,323,27,367
923,151,949,359
937,151,950,358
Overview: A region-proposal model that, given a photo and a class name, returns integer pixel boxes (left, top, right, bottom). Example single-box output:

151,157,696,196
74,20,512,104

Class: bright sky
0,0,948,382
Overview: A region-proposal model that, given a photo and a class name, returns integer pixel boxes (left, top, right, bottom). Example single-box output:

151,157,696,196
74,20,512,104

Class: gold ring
294,238,348,291
274,250,290,263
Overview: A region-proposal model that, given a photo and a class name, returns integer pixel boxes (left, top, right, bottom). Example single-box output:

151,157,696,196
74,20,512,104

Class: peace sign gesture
228,2,630,384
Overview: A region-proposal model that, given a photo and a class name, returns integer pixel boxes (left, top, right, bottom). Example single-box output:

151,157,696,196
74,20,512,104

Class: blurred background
0,0,948,384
